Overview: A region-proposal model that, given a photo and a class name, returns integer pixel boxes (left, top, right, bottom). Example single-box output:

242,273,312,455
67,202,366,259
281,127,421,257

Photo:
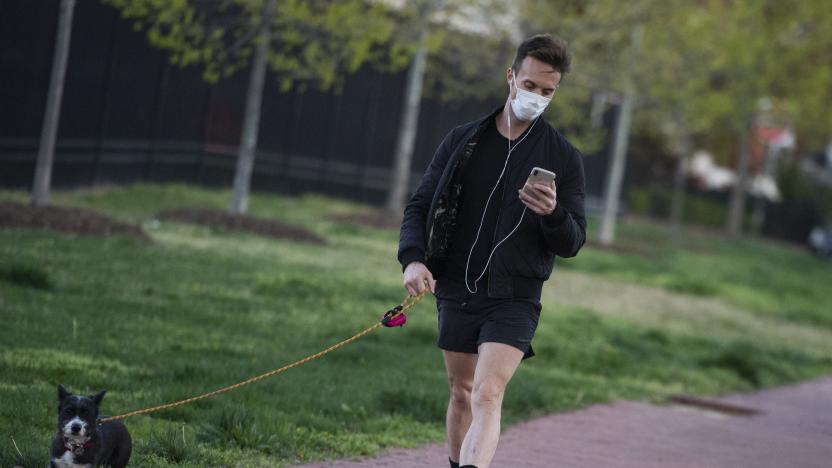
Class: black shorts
436,290,541,360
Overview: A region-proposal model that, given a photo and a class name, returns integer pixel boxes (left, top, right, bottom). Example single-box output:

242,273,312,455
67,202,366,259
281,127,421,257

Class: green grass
561,218,832,328
1,184,830,467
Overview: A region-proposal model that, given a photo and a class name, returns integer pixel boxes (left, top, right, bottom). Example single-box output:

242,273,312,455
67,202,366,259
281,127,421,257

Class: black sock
460,465,478,468
449,458,460,468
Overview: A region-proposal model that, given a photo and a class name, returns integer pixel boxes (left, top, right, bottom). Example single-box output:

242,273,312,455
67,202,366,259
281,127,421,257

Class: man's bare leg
443,350,478,465
459,342,524,468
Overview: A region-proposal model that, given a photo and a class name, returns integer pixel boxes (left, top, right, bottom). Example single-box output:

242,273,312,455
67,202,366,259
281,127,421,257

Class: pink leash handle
381,305,407,327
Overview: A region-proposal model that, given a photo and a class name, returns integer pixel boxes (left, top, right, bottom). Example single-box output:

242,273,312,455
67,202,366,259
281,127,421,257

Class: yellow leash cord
98,289,429,423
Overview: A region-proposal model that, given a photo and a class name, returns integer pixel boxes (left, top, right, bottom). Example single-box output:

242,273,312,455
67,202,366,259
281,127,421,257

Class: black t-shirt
443,115,535,289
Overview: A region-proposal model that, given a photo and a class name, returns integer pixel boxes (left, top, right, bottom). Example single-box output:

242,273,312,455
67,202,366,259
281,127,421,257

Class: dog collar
64,436,92,455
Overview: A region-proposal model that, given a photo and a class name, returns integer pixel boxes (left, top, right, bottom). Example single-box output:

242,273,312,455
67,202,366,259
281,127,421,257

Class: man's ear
58,384,70,402
90,390,107,406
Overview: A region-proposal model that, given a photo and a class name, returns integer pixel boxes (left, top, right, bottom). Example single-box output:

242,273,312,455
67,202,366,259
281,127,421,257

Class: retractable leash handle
381,282,431,327
381,305,407,327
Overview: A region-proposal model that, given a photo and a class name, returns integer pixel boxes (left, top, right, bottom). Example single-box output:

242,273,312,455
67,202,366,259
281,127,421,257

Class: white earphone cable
464,109,536,294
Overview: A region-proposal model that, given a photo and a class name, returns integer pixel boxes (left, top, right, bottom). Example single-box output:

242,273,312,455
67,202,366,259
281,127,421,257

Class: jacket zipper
486,164,508,295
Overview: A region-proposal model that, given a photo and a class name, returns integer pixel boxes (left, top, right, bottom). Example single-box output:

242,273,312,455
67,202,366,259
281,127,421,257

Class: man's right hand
403,261,436,296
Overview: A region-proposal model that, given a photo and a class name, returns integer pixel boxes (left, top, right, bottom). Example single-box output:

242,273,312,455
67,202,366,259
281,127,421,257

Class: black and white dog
50,385,131,468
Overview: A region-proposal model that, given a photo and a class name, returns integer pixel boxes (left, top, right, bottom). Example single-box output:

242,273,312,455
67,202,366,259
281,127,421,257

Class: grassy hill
2,184,830,467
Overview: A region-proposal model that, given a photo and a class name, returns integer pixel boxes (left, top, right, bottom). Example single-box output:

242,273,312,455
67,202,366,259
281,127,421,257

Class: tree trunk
229,0,276,214
384,32,429,218
31,0,75,207
726,128,750,236
750,145,778,234
670,133,692,229
598,25,643,246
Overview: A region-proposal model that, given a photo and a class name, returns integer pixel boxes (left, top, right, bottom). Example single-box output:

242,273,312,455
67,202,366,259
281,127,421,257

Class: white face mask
510,76,551,121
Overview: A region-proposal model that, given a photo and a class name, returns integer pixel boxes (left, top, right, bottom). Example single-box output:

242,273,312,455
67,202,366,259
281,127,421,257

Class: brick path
291,376,832,468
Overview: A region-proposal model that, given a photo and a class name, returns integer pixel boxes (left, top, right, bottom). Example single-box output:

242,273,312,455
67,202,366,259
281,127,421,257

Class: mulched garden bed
156,208,326,244
0,202,150,241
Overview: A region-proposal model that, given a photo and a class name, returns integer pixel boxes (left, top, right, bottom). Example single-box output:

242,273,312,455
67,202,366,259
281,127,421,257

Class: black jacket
398,106,587,299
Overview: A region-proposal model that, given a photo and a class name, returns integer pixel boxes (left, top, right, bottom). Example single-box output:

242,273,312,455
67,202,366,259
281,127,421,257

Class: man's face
508,56,562,100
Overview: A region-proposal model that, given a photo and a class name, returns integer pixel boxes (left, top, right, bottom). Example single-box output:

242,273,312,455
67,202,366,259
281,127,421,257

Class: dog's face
56,384,105,439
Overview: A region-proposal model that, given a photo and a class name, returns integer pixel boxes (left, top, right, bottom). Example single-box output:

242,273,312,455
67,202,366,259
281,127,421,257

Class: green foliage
422,26,515,103
103,0,403,90
415,0,517,102
523,0,832,161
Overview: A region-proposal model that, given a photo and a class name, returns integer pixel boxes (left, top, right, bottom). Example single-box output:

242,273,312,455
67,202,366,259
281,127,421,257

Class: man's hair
511,34,571,76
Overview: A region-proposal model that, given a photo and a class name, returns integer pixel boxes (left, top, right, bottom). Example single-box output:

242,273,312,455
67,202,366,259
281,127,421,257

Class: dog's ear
58,384,70,402
90,390,107,406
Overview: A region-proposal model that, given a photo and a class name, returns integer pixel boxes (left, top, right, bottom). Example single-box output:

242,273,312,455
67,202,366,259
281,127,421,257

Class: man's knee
471,379,505,409
448,377,473,408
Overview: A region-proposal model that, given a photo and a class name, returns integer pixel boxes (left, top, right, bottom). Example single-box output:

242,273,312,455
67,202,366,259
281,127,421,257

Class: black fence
4,0,553,204
4,1,815,245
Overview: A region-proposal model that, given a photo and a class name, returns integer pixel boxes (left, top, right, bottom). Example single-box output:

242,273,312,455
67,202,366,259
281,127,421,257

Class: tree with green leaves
383,0,519,218
383,0,444,219
520,0,655,244
105,0,402,214
522,0,832,239
639,0,832,235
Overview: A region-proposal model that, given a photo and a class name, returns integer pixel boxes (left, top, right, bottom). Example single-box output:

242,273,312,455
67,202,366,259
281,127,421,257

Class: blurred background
1,1,831,467
2,0,829,245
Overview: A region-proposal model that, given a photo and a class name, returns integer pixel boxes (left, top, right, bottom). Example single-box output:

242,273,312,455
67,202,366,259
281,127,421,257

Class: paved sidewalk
291,376,832,468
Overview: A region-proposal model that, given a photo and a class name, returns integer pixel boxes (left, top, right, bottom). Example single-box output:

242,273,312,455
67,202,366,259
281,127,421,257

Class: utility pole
670,132,692,230
727,127,750,236
229,0,276,214
32,0,76,207
598,25,643,246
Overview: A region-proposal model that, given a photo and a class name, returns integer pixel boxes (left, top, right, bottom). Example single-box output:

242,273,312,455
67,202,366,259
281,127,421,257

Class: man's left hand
518,181,557,216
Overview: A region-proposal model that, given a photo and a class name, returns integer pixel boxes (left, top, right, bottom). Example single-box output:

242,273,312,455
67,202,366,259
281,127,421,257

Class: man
397,34,586,468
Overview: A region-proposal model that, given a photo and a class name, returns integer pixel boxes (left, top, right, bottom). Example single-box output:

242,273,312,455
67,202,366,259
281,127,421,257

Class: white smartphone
527,166,556,188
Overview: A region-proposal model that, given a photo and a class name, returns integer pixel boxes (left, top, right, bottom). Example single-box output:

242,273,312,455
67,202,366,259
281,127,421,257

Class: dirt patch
0,202,150,241
326,212,402,230
156,208,326,244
